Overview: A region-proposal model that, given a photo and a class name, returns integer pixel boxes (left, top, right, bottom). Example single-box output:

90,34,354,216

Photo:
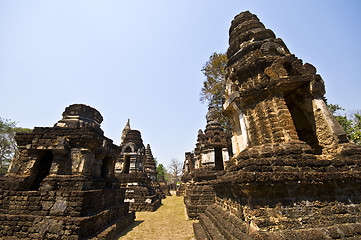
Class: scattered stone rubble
0,104,134,239
115,120,163,211
183,106,232,219
194,11,361,239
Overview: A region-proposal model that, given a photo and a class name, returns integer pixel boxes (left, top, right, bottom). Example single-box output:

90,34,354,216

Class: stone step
254,212,361,231
252,222,361,239
193,222,207,240
204,205,249,240
198,212,225,240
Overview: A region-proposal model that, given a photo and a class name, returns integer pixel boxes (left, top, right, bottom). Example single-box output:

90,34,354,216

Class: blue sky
1,1,360,168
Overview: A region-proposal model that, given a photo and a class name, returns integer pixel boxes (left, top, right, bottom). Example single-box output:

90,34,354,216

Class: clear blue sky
1,1,360,168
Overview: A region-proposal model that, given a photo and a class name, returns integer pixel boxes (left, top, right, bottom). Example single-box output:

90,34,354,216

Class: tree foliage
0,117,31,175
328,104,361,144
200,52,232,134
200,52,227,106
156,163,168,181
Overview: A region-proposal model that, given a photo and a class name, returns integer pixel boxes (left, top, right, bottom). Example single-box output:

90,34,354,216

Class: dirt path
117,193,196,240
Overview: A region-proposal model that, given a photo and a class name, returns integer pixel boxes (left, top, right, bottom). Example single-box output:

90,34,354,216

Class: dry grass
117,193,196,240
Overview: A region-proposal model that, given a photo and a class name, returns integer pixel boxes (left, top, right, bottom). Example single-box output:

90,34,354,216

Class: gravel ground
117,193,197,240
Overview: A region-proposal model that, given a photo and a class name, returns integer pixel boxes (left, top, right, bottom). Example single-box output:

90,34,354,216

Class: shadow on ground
116,220,144,238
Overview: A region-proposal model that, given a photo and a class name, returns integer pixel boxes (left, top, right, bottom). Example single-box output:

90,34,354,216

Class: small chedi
115,120,163,211
158,175,171,196
0,104,134,239
145,144,165,199
176,152,194,197
194,11,361,239
183,106,232,219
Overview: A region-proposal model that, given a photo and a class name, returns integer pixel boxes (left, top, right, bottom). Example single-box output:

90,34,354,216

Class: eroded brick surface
195,11,361,239
115,121,163,212
0,104,134,239
183,107,232,219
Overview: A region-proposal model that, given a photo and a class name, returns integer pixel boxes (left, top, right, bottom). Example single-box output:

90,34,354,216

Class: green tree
328,104,361,145
0,117,32,175
200,52,232,134
352,113,361,144
156,163,168,181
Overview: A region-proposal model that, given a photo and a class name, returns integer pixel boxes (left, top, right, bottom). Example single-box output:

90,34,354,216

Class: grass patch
118,194,196,240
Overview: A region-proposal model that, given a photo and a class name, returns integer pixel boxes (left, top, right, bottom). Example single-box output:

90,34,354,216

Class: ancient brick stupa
144,144,158,182
176,152,194,197
144,144,165,199
115,120,162,211
194,11,361,239
158,175,171,196
0,104,134,239
183,106,232,219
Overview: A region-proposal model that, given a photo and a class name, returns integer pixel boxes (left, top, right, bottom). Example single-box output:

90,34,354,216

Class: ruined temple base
176,183,187,197
183,168,221,219
0,188,135,240
126,186,162,212
194,145,361,239
194,203,361,240
184,183,215,219
118,173,162,212
0,212,135,240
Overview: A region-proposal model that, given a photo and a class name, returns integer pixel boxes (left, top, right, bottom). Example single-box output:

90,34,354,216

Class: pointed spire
121,119,131,143
125,119,130,129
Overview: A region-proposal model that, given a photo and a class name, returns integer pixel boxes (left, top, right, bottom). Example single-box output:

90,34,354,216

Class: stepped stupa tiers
181,106,233,219
0,104,134,239
144,144,158,182
194,11,361,239
115,120,164,211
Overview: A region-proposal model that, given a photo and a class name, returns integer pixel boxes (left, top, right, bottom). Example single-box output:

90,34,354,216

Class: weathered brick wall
117,172,162,212
125,186,161,212
194,11,361,240
0,104,135,239
0,188,133,239
184,184,215,219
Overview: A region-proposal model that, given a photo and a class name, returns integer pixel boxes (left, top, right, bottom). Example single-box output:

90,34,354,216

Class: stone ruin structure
183,106,232,219
0,104,134,239
176,152,194,197
144,144,158,182
145,144,165,199
115,120,163,211
158,175,171,196
194,11,361,239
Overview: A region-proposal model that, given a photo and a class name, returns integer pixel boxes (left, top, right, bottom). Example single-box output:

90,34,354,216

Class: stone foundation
184,183,215,219
0,188,134,239
117,172,161,212
183,168,221,219
195,144,361,239
176,183,187,196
